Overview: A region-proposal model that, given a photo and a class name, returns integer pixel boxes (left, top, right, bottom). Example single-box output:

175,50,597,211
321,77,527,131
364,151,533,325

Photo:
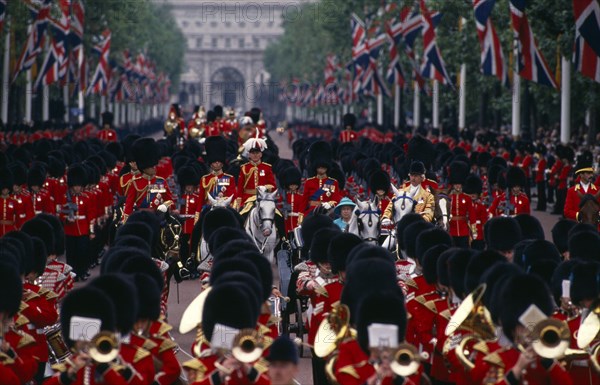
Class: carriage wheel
295,298,305,357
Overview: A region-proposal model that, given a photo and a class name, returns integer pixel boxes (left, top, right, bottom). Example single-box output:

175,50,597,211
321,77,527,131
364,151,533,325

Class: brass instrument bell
231,329,264,363
445,284,496,340
529,318,571,359
89,331,120,363
577,303,600,349
314,304,351,358
390,343,422,377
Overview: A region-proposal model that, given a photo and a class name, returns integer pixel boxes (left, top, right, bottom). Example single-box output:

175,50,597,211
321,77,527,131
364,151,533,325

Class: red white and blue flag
573,0,600,83
509,0,557,88
400,6,427,90
0,0,6,34
13,0,52,83
385,21,405,88
420,0,454,87
69,0,85,94
351,13,370,69
473,0,508,86
86,29,111,96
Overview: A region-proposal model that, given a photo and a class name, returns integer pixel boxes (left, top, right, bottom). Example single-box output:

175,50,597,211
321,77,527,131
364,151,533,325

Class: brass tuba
577,302,600,349
444,284,497,370
164,119,178,136
314,303,352,358
390,343,423,377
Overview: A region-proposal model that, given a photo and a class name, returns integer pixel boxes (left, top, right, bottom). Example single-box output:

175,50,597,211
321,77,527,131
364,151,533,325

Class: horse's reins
248,198,276,253
355,206,381,243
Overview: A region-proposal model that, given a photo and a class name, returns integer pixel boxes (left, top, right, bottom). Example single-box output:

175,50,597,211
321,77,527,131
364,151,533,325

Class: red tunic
449,192,476,237
558,164,572,190
489,192,531,217
0,196,18,236
30,188,55,215
97,128,118,142
471,199,488,241
123,176,173,218
548,159,563,188
535,157,547,183
339,130,358,143
4,327,38,384
302,176,342,214
236,162,276,208
61,192,94,236
564,182,599,221
199,172,237,208
277,190,305,233
43,356,130,385
179,192,202,234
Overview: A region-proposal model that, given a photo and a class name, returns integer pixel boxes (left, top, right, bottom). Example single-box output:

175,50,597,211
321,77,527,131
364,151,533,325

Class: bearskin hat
514,214,544,241
356,289,407,354
67,163,88,187
448,161,470,185
88,274,138,335
131,273,161,321
463,174,483,195
328,233,363,274
551,219,576,254
131,138,160,171
204,136,227,165
506,166,527,188
342,113,357,129
485,217,522,252
369,170,390,195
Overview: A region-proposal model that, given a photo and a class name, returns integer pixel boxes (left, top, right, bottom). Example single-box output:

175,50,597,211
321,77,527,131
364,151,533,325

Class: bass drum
44,323,71,364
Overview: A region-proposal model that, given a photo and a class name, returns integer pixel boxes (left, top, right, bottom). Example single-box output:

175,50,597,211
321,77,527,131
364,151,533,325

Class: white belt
288,212,301,217
74,215,86,220
19,214,27,218
571,360,589,368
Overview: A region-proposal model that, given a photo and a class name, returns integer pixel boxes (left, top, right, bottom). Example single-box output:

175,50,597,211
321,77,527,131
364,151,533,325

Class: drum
45,324,71,364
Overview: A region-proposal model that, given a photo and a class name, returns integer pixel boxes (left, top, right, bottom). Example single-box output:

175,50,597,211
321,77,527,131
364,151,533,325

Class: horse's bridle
355,206,381,243
392,192,416,214
256,197,276,227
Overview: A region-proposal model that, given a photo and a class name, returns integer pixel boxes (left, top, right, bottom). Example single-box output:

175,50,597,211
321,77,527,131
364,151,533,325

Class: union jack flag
420,0,454,87
34,35,66,89
351,13,369,69
400,6,427,90
473,0,508,86
509,0,557,88
13,0,52,83
385,21,405,88
573,0,600,83
0,0,6,33
87,29,111,96
362,58,390,98
324,54,338,85
69,0,85,94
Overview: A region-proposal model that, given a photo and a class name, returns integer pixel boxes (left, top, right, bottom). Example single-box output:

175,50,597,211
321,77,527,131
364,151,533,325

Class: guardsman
44,286,132,385
369,169,392,215
383,161,436,222
463,174,487,250
129,273,182,385
489,167,530,217
339,113,358,143
277,166,305,235
176,166,202,269
222,108,239,138
45,155,68,214
199,136,237,209
27,165,55,215
447,161,477,248
471,274,573,385
88,275,156,385
204,110,221,137
553,146,574,215
118,134,142,197
9,162,34,228
97,111,118,143
123,138,174,222
164,103,185,140
534,144,548,211
564,152,598,221
236,137,276,211
519,142,534,196
0,263,38,384
187,105,206,141
61,164,95,282
0,168,18,237
302,141,342,214
182,282,270,385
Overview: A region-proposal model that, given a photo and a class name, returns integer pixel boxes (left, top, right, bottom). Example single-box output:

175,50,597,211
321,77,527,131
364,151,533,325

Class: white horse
435,193,450,231
346,198,381,244
244,187,279,263
381,184,417,251
206,194,233,208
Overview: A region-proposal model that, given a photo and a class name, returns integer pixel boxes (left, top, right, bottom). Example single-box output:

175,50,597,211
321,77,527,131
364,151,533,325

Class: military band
2,105,600,385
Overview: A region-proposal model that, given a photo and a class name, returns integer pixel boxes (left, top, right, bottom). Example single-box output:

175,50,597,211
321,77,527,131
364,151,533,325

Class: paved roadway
84,130,559,385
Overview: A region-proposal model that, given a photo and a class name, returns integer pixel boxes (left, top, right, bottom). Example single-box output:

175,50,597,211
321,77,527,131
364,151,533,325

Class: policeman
236,136,276,211
123,138,173,222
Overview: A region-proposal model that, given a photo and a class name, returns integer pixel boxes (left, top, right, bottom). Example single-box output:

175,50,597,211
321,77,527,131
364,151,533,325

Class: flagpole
512,39,521,138
42,84,49,120
393,84,400,130
1,19,10,124
432,80,439,131
25,24,33,123
114,102,119,127
376,93,383,125
77,46,84,123
413,80,420,131
560,56,570,144
100,95,105,114
63,85,69,122
458,63,466,131
89,96,95,119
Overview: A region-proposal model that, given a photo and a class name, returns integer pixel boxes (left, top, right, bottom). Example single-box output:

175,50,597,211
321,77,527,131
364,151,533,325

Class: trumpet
89,331,120,363
231,329,264,363
519,318,571,359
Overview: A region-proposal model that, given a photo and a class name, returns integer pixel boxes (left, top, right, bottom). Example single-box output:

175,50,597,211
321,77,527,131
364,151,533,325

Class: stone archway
210,67,245,107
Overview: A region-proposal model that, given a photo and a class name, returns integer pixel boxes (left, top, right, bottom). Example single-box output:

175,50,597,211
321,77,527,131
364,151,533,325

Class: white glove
322,202,332,210
198,137,206,144
381,218,393,226
157,204,168,213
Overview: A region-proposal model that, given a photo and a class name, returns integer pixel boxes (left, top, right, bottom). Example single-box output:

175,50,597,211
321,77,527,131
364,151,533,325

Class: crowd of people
0,104,599,385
